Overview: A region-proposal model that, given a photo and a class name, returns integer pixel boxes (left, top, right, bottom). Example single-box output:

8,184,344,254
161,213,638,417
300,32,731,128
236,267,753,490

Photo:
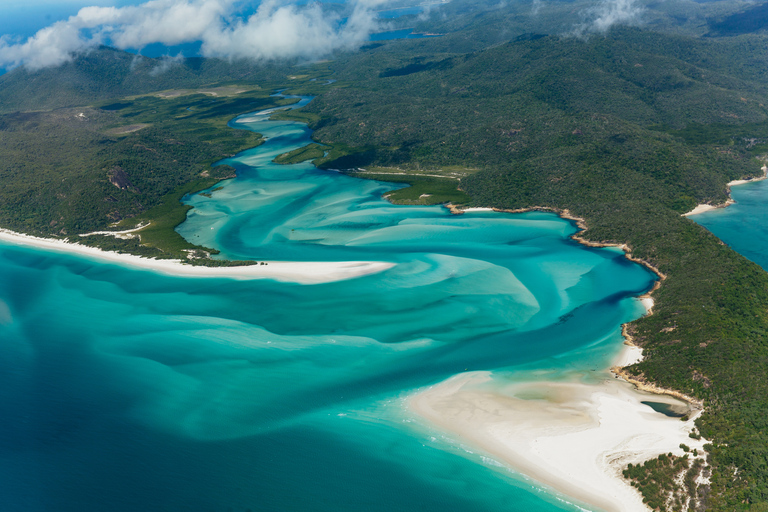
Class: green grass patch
361,165,480,179
274,143,327,164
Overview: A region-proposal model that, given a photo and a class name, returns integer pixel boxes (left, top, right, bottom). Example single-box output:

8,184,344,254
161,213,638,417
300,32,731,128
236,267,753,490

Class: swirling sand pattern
0,96,655,512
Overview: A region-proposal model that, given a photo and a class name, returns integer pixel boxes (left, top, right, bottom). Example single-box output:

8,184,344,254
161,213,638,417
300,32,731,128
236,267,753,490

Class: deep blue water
689,178,768,269
0,96,656,512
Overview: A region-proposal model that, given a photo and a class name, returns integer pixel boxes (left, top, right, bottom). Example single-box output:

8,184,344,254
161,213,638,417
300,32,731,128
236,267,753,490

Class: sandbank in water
408,346,706,512
407,293,706,512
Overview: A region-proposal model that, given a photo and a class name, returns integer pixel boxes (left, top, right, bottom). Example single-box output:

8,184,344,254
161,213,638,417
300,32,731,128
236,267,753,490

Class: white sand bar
0,229,394,284
682,203,728,217
409,370,706,512
640,297,654,315
614,344,644,367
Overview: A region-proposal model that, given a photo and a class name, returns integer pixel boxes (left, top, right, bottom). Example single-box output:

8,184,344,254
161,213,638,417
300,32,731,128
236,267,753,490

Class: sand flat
409,365,706,512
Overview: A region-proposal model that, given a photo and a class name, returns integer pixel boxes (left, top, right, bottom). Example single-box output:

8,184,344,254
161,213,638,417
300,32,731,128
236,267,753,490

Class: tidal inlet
0,97,698,512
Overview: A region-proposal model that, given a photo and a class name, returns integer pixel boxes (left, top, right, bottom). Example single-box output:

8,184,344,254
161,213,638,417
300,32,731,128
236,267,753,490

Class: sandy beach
614,343,644,367
684,164,768,217
0,228,394,284
408,359,706,512
461,207,496,212
406,291,705,512
682,201,734,217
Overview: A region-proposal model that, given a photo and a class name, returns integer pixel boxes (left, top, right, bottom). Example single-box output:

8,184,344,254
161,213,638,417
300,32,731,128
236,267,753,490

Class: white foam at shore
0,229,394,284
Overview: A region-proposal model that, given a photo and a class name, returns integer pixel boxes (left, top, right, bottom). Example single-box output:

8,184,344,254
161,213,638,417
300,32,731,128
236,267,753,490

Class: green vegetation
120,178,221,256
650,121,768,149
274,143,327,164
282,26,768,510
3,4,768,507
625,454,709,511
707,2,768,37
310,141,374,169
0,84,310,259
269,108,321,125
344,170,471,205
381,176,469,205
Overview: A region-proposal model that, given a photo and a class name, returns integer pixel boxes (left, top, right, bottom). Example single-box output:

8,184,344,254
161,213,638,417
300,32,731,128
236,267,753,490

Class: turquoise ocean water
0,95,656,512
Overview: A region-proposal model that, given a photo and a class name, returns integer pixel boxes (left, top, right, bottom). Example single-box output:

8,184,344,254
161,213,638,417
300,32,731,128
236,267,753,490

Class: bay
688,178,768,270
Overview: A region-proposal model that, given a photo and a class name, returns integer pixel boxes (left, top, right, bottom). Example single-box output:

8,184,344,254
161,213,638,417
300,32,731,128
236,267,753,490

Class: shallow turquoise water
0,96,656,512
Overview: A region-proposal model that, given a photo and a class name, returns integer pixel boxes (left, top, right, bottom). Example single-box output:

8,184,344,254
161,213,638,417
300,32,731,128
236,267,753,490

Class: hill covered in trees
298,26,768,511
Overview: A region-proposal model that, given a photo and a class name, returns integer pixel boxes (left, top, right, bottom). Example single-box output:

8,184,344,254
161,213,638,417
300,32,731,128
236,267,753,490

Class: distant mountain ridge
0,47,292,113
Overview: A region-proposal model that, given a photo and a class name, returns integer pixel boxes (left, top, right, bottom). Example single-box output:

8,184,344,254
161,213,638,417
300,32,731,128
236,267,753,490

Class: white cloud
149,52,185,75
572,0,645,36
530,0,542,16
0,0,384,71
0,19,97,70
201,1,376,61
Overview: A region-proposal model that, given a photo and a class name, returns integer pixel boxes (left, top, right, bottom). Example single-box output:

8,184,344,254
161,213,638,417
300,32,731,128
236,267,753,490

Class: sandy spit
0,228,394,284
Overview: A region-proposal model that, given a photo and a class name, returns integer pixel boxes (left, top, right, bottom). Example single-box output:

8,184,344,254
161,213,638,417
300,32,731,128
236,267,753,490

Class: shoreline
683,164,768,217
407,365,706,512
436,202,709,510
446,203,668,285
0,228,394,284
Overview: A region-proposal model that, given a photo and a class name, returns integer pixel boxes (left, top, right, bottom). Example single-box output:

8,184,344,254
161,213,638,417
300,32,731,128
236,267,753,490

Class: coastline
407,364,706,512
0,228,394,284
446,203,668,285
683,164,768,217
432,203,707,510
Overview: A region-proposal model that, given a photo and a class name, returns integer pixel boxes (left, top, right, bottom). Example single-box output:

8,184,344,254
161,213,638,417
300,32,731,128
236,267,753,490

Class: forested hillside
296,27,768,511
0,86,306,257
0,47,295,113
